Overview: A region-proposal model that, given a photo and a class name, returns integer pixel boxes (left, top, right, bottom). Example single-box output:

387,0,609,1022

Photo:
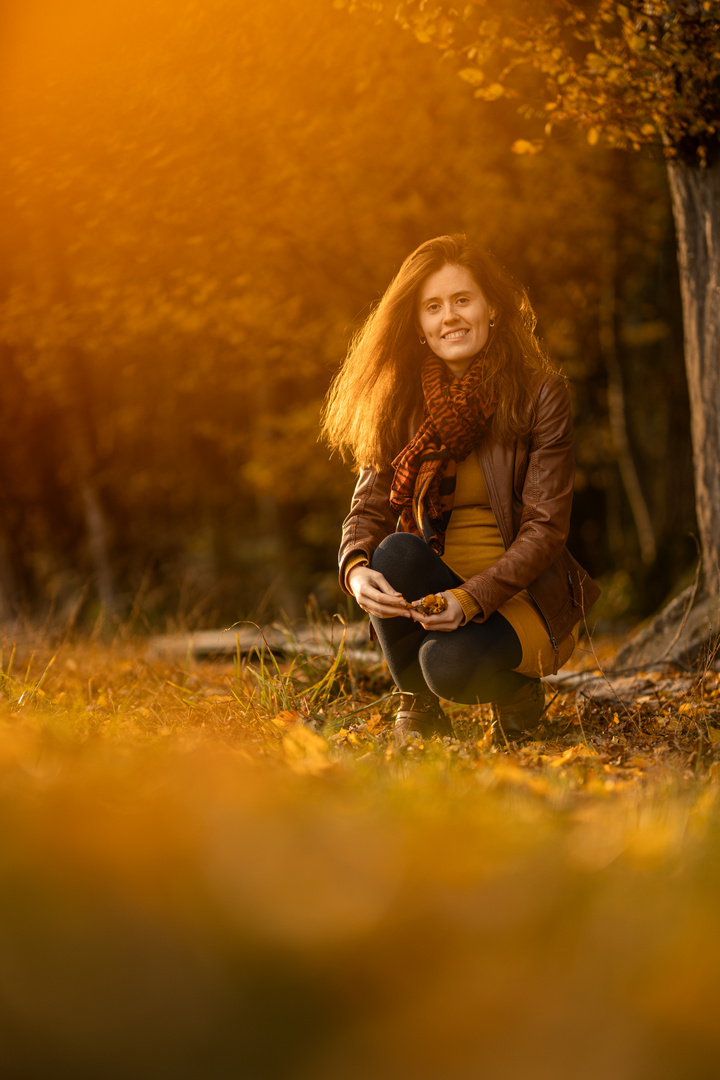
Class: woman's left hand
408,591,463,632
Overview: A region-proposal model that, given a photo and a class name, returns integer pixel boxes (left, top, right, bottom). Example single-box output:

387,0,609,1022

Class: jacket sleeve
337,466,398,594
459,376,575,620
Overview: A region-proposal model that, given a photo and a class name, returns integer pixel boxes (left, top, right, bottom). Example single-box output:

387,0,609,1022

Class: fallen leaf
548,745,600,767
269,710,304,729
282,724,331,775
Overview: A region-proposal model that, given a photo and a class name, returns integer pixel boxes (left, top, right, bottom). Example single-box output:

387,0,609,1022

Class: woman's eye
457,296,469,305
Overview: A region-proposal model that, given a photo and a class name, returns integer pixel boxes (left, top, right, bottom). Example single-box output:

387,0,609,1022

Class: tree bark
666,158,720,599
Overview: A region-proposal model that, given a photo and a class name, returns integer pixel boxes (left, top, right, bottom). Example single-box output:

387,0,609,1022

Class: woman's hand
347,565,412,619
348,568,463,630
408,591,463,632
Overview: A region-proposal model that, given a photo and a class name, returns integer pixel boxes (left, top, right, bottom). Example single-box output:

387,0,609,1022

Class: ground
1,625,720,1079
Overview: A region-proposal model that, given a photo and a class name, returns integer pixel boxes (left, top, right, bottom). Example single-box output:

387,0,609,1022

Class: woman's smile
328,233,599,738
417,263,495,377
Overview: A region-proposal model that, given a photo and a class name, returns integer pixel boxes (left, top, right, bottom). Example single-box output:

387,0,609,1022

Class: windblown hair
321,234,556,471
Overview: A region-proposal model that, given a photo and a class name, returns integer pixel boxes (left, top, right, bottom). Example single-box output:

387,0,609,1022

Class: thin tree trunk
82,484,116,618
600,248,657,565
0,532,13,623
26,200,118,620
667,158,720,599
253,378,301,619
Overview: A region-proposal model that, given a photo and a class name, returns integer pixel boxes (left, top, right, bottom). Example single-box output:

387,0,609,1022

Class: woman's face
417,263,496,378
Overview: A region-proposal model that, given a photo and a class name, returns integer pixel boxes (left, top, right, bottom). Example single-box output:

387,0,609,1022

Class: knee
370,532,432,587
419,634,497,703
418,635,462,701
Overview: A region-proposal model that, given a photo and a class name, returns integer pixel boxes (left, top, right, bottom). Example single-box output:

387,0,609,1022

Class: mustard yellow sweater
441,452,576,676
344,453,576,677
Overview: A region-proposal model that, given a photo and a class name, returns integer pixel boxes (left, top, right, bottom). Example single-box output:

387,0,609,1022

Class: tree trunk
666,158,720,599
82,484,116,619
600,245,657,565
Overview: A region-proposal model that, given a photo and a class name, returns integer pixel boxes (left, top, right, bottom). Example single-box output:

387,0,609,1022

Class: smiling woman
417,264,495,377
322,234,600,743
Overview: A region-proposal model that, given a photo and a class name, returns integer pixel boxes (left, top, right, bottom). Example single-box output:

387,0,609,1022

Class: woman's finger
408,592,463,631
363,590,411,618
349,567,411,618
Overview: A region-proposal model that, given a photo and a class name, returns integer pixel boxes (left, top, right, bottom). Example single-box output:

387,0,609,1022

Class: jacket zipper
527,585,561,674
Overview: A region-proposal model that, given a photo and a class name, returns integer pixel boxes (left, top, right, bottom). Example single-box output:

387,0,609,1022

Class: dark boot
394,691,453,743
492,679,545,741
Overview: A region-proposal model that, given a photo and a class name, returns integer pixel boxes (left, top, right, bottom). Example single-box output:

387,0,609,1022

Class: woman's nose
442,307,459,323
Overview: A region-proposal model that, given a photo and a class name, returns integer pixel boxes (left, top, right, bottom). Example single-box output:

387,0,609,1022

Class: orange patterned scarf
389,353,494,553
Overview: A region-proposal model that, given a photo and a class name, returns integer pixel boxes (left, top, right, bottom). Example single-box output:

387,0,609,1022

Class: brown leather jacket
338,373,600,659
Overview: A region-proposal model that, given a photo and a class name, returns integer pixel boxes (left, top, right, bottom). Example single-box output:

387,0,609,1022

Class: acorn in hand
406,593,448,616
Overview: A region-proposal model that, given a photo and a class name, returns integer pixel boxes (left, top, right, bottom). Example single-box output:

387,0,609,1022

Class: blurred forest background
0,0,697,633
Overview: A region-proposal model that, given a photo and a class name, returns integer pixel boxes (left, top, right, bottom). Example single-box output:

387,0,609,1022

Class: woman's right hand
347,565,411,619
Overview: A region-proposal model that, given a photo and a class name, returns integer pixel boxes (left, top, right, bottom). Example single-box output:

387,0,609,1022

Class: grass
1,625,720,1079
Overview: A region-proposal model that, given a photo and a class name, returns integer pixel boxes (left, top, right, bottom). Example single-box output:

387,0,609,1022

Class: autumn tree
0,0,694,626
343,0,720,611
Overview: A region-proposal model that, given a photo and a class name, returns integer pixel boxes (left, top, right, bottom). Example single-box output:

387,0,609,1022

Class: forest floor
2,622,720,1079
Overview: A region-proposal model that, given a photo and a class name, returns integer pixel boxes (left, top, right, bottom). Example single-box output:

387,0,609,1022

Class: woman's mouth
442,328,470,341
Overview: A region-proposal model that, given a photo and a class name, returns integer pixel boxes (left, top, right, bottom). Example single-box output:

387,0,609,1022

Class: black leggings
370,532,533,704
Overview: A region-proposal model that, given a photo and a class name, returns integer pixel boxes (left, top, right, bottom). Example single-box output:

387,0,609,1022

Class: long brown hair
321,234,556,470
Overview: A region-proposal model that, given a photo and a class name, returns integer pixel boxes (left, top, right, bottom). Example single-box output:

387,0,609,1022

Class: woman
322,235,599,741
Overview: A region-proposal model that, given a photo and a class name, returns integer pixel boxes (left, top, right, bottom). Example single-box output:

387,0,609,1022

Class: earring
419,335,426,344
489,318,495,328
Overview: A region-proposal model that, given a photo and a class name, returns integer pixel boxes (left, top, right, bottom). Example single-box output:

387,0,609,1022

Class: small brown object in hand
407,593,448,616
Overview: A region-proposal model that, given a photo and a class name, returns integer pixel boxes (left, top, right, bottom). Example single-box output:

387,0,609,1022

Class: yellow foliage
474,82,505,100
269,709,305,729
511,138,542,155
0,640,719,1077
548,744,599,767
282,722,331,774
458,66,484,86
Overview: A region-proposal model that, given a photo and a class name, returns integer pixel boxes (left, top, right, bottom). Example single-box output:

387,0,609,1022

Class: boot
492,679,545,741
394,691,453,743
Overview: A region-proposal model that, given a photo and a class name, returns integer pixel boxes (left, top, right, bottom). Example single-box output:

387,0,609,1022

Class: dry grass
2,628,720,1079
